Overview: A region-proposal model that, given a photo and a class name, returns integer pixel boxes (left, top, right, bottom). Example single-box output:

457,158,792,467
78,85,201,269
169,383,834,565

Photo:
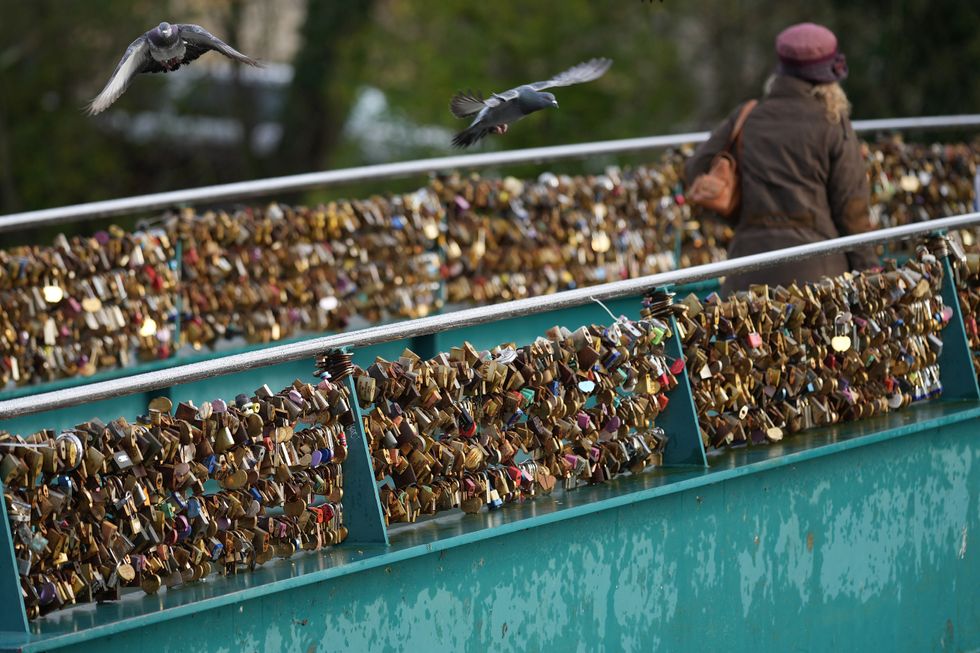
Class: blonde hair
764,74,851,124
810,82,851,124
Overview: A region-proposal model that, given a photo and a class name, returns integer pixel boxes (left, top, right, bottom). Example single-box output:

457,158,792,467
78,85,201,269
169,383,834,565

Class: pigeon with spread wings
449,57,612,148
87,22,261,115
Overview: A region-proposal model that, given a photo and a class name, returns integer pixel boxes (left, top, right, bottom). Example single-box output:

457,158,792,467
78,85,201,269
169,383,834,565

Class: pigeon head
517,88,559,113
148,22,179,48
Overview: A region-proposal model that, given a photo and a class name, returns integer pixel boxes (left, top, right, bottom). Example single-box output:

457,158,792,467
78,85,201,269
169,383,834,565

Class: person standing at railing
685,22,878,294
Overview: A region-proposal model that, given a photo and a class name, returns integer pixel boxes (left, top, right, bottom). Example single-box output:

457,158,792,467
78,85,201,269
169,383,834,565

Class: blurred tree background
0,0,978,239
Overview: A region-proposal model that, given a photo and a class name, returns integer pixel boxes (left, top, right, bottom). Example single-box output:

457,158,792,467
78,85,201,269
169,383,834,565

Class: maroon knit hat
776,22,848,83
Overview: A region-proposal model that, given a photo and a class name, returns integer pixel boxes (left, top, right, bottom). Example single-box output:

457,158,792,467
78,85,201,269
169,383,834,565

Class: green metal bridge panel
431,296,641,355
657,313,707,466
3,401,977,652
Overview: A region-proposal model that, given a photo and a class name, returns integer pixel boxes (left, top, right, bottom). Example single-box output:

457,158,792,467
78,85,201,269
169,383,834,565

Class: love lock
831,312,853,352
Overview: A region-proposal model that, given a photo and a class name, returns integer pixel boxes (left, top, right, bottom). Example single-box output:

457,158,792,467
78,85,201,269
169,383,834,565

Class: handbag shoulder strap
725,99,758,152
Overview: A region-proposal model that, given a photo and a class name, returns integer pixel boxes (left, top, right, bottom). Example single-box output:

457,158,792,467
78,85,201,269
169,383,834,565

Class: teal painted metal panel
938,255,980,400
341,373,389,546
3,402,977,652
658,314,707,467
0,490,28,633
0,395,150,438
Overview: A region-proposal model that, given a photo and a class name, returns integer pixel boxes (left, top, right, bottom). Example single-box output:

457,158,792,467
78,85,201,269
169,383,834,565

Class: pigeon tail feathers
450,91,487,119
452,124,492,148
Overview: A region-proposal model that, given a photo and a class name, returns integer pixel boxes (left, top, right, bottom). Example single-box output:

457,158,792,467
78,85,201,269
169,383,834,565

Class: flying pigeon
86,22,261,115
449,57,612,148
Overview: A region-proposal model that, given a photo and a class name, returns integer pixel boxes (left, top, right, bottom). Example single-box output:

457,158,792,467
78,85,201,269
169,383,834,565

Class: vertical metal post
0,486,29,632
673,227,683,270
973,170,979,212
658,313,708,467
409,334,439,361
341,372,389,546
938,255,980,401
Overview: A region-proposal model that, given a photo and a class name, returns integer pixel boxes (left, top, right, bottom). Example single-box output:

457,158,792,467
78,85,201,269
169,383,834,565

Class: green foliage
1,0,979,223
0,1,159,214
338,0,695,158
275,0,377,174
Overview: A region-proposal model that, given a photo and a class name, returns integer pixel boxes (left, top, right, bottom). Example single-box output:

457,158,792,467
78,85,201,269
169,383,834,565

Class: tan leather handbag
687,100,758,218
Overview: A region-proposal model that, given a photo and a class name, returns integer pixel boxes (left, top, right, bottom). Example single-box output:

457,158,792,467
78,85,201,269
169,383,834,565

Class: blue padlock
170,491,187,511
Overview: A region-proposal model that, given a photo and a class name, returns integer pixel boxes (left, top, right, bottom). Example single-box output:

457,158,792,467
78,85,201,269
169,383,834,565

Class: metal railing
1,114,979,233
0,211,978,419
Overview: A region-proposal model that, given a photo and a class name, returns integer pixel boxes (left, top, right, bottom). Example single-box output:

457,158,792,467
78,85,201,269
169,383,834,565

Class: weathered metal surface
1,401,976,652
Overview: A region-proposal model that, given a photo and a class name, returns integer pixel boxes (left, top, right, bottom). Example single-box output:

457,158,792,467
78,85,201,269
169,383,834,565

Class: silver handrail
1,210,977,419
1,114,979,233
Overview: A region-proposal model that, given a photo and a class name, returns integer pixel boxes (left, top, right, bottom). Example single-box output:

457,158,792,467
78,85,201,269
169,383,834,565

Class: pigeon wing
481,57,612,106
86,36,155,115
528,57,613,91
449,91,488,119
482,86,523,105
176,24,261,67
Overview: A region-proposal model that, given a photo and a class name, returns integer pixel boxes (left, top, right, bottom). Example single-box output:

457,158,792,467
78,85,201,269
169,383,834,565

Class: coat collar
767,74,816,99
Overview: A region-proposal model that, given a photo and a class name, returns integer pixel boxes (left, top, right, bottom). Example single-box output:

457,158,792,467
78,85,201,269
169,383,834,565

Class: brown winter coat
684,74,877,294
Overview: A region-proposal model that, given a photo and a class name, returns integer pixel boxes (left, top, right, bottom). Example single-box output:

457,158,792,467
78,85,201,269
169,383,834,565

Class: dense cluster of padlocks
354,316,677,523
0,370,353,619
0,242,965,620
432,158,688,305
867,140,979,228
0,228,178,388
1,140,976,389
172,195,444,347
668,247,950,449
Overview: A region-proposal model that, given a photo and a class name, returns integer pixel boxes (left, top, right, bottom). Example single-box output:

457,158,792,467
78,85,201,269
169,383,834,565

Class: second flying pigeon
87,22,261,115
449,57,612,148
